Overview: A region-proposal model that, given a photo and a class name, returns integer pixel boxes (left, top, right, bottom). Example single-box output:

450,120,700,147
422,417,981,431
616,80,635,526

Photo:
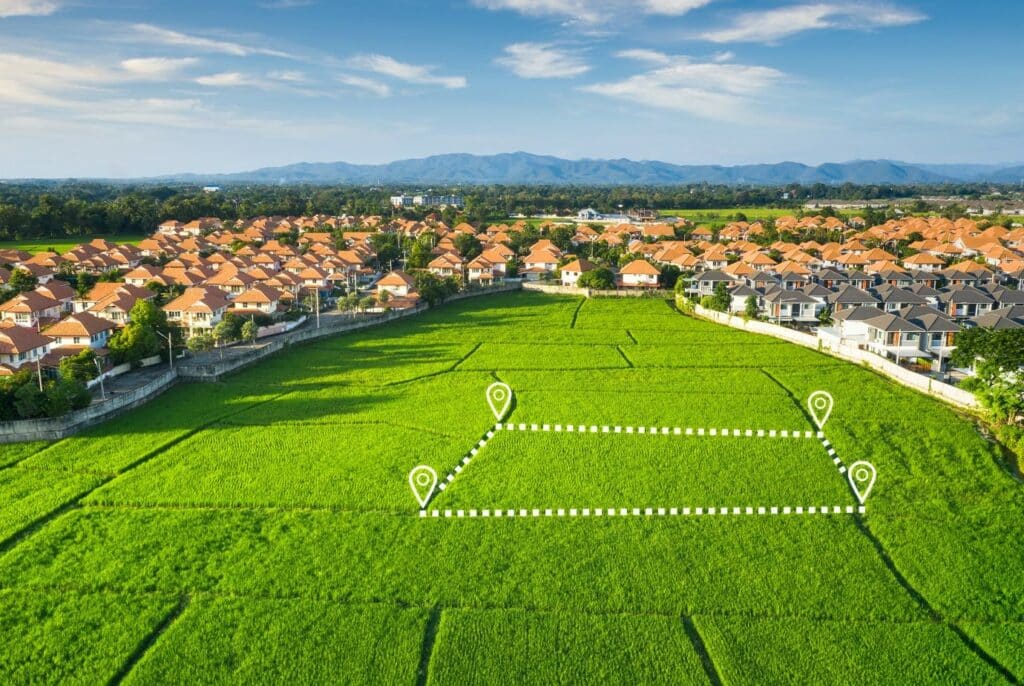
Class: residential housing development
0,211,1018,383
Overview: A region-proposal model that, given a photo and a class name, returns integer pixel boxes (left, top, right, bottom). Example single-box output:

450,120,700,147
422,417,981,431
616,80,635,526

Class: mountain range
78,152,1024,186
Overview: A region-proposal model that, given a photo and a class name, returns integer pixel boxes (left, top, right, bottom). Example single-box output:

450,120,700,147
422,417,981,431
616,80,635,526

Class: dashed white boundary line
427,421,861,517
498,423,824,440
421,505,866,518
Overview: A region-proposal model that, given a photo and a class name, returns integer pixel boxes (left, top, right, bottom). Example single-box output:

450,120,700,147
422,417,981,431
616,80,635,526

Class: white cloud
700,3,926,43
347,54,466,89
195,71,262,87
0,0,60,18
259,0,315,7
617,49,673,65
581,52,785,121
0,52,114,106
496,43,589,79
337,73,391,97
472,0,713,24
120,57,200,79
268,70,307,83
128,23,296,59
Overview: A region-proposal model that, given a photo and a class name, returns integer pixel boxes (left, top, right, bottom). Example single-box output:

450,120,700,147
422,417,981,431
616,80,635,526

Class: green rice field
0,234,146,254
0,292,1020,683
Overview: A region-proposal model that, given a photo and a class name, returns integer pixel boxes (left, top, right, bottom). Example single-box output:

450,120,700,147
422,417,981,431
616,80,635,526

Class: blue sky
1,0,1021,177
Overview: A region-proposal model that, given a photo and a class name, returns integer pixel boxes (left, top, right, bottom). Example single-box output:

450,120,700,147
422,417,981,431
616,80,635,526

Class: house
163,287,232,337
42,312,116,350
763,289,822,323
560,258,596,287
828,285,879,314
0,321,52,370
34,281,77,313
466,255,498,284
939,286,995,320
730,284,762,313
902,252,945,272
619,260,660,288
862,312,926,362
0,291,62,328
78,284,155,326
427,253,464,278
899,305,959,365
521,249,559,281
376,270,416,298
232,285,284,316
973,305,1024,330
691,269,733,297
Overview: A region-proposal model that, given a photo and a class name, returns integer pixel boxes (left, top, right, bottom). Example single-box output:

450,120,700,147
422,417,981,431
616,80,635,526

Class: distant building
390,194,464,209
575,208,658,223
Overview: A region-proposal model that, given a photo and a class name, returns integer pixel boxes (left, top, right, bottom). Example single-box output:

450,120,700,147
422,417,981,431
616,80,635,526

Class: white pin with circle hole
808,391,834,430
409,465,438,509
486,382,513,421
847,461,876,504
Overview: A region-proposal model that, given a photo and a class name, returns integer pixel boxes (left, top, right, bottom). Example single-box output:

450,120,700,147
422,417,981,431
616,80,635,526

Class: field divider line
108,594,191,686
0,583,960,624
0,391,294,562
431,423,501,502
497,422,823,440
422,505,866,519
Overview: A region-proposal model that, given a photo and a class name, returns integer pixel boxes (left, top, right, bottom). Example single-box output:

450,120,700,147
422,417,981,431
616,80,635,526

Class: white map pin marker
486,382,513,421
807,391,834,430
408,465,437,509
847,461,877,504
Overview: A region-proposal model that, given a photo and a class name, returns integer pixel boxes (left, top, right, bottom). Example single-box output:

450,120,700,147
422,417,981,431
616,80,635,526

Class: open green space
0,291,1020,683
0,234,146,254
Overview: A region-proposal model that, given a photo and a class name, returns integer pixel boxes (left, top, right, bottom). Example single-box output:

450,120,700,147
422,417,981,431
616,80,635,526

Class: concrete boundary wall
522,283,671,298
692,304,978,410
0,370,179,443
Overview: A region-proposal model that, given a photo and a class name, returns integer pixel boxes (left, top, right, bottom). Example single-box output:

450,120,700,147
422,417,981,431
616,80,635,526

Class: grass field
0,292,1021,683
0,234,146,254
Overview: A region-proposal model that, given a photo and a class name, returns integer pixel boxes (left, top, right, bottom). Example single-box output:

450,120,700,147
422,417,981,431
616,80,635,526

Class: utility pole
156,331,175,371
36,358,43,391
94,357,105,400
315,286,321,329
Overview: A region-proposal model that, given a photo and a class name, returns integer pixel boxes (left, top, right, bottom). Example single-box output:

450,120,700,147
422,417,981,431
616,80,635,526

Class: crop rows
0,292,1019,684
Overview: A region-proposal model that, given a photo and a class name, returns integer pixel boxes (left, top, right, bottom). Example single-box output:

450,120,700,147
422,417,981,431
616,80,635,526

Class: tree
7,268,37,295
412,271,458,306
952,328,1024,429
129,299,170,339
369,232,402,267
744,295,759,319
186,333,215,354
547,226,575,253
213,318,236,348
453,232,482,260
45,378,91,417
108,322,159,365
659,265,681,290
577,268,615,290
13,381,46,419
703,282,731,312
241,319,258,344
359,296,376,312
406,234,436,269
59,348,98,383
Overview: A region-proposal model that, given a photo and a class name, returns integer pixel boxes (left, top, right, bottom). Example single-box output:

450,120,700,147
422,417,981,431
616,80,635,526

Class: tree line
0,182,1019,241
